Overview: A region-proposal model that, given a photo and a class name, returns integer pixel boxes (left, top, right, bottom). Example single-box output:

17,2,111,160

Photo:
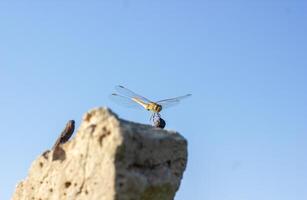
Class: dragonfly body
132,97,162,113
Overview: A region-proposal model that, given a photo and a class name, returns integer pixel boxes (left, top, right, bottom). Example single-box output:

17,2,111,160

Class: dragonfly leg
150,113,158,123
150,114,154,122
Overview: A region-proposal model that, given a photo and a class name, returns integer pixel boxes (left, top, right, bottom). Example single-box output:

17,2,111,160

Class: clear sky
1,1,306,199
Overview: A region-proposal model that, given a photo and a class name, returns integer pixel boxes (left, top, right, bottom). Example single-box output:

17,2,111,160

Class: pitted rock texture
12,107,188,200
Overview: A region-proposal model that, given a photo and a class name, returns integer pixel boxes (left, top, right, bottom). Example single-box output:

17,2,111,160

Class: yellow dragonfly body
131,97,162,113
111,85,191,119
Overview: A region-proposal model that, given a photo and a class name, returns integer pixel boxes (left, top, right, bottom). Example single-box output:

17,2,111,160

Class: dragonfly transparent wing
115,85,152,103
110,93,144,109
156,94,192,109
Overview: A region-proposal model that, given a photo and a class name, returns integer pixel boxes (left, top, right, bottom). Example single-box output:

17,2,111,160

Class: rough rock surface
12,107,188,200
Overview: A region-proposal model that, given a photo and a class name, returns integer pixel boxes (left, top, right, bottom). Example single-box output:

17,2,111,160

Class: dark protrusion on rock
52,120,75,150
51,120,75,161
153,116,166,129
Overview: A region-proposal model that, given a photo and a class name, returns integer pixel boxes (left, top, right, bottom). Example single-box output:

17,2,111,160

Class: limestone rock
12,108,188,200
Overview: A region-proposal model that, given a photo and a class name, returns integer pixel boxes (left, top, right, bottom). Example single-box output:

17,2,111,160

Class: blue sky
0,1,307,199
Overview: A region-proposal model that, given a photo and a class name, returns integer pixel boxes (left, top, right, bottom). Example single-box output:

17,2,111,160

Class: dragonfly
110,85,191,122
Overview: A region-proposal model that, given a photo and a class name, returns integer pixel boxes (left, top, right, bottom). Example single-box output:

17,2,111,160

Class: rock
12,107,188,200
153,116,166,129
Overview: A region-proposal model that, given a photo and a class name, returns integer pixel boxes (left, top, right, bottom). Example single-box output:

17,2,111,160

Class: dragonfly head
156,104,162,112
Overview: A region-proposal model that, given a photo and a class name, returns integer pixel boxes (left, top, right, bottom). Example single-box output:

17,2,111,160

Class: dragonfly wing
115,85,152,103
156,94,192,109
109,93,144,109
158,101,180,109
